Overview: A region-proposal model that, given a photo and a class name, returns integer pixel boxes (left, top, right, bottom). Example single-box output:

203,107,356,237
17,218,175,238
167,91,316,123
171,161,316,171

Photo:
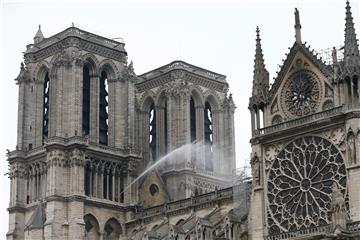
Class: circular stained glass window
267,136,347,234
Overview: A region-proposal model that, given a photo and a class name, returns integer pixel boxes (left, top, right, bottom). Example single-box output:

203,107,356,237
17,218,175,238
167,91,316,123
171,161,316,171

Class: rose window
282,71,320,117
267,136,347,235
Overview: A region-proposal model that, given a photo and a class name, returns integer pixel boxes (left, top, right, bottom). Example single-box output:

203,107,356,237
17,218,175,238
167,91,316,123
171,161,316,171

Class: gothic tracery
267,136,347,234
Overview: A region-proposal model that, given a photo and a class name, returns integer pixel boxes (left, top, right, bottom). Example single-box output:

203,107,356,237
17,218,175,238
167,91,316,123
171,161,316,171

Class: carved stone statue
347,133,357,165
332,47,338,64
330,182,347,229
250,152,260,186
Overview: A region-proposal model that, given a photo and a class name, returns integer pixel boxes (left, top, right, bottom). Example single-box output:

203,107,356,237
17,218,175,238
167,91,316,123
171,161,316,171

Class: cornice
135,70,228,93
24,36,127,65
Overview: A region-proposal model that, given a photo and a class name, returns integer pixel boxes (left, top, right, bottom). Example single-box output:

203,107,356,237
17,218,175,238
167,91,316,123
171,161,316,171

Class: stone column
106,168,110,199
89,73,99,143
107,78,116,147
250,110,255,133
195,105,204,169
112,172,116,201
89,165,93,197
34,81,44,147
156,106,165,158
49,70,58,137
94,168,98,198
16,80,26,150
117,172,121,203
256,109,260,130
212,110,220,174
99,166,104,199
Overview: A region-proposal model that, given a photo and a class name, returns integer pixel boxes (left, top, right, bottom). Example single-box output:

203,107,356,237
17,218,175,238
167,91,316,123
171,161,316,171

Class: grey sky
0,0,359,237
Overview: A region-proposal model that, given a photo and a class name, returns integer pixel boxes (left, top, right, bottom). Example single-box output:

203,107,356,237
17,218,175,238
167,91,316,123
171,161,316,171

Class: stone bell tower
7,25,141,240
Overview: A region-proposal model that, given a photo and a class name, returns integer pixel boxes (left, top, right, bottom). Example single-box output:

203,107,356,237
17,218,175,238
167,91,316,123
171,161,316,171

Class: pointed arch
33,61,50,82
190,87,204,107
84,214,100,240
82,53,100,76
140,93,157,112
99,59,120,81
204,92,221,110
103,218,122,240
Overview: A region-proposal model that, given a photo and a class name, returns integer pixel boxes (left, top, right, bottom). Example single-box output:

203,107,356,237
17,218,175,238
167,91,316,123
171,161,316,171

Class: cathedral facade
248,2,360,240
6,1,360,240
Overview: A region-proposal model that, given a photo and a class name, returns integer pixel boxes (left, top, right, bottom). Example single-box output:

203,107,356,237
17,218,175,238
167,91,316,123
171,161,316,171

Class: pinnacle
252,27,269,100
344,0,360,63
34,24,44,44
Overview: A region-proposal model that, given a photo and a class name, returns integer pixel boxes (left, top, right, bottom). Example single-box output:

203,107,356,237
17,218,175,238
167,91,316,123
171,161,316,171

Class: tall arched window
99,71,109,145
204,101,213,171
42,72,50,140
82,65,90,136
149,103,156,161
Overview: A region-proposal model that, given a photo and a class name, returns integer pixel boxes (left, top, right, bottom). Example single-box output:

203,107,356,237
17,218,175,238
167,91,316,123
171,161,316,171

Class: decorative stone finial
294,8,302,44
33,24,44,44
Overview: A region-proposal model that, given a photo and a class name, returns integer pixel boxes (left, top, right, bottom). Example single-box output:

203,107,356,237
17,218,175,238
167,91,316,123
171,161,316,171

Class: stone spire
33,25,44,44
252,27,269,102
294,8,302,44
344,0,360,66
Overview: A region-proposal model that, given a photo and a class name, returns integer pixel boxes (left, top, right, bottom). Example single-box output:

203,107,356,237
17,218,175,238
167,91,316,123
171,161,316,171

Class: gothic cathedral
6,1,360,240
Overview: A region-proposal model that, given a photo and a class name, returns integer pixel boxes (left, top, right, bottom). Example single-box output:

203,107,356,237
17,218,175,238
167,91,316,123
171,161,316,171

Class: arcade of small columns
84,157,127,203
8,149,140,208
8,161,48,206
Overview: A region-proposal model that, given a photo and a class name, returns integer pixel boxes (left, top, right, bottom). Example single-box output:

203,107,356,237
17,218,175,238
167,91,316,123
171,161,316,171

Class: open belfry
5,1,360,240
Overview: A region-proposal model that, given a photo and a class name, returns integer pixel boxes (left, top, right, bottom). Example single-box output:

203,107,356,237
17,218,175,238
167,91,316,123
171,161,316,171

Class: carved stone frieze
136,70,227,93
321,127,346,152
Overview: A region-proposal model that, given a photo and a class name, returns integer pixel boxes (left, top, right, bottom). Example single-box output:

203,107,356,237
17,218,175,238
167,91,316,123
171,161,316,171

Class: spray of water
121,142,195,195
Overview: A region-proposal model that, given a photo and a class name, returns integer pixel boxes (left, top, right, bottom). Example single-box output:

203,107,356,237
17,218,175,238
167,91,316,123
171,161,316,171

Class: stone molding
136,70,228,93
25,36,127,65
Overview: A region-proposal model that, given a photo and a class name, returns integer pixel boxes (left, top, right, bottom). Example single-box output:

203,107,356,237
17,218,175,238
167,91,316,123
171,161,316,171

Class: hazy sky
0,0,359,237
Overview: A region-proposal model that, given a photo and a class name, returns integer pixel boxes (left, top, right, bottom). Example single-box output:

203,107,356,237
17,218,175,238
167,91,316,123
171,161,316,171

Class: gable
267,43,335,124
139,170,169,208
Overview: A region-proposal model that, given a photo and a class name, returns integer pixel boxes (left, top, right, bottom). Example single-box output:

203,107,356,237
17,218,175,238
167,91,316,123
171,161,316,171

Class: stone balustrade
254,105,345,136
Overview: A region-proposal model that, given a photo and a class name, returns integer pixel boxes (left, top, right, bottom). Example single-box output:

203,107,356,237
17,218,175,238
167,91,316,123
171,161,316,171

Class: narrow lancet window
204,102,213,171
42,72,50,141
99,71,109,145
149,103,156,161
82,66,90,135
